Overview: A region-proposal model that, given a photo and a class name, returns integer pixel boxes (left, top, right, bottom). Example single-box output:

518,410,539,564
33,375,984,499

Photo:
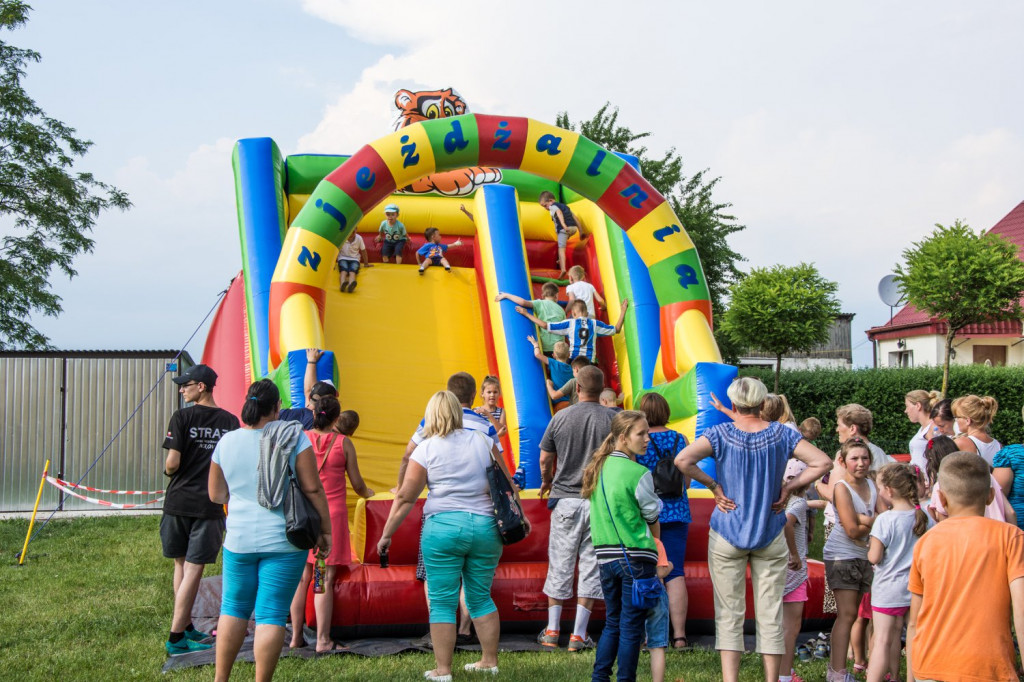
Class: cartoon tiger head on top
392,88,468,131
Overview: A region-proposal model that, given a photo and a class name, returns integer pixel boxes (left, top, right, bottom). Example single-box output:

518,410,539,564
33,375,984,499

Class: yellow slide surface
323,263,490,499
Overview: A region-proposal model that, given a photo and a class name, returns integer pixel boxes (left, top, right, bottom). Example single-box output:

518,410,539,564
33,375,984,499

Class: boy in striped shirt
516,298,628,363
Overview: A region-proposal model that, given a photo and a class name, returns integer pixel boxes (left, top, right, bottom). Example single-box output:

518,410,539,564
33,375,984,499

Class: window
888,350,913,368
972,345,1007,366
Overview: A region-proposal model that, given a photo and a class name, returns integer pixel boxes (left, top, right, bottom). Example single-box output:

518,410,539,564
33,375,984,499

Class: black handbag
284,458,322,551
486,451,528,545
651,433,685,499
599,474,664,610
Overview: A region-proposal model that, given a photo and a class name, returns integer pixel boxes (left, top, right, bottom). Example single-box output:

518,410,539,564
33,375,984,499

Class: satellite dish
878,274,905,307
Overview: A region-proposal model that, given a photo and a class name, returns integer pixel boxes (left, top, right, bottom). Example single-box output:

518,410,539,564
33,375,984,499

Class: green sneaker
184,628,213,643
166,637,213,656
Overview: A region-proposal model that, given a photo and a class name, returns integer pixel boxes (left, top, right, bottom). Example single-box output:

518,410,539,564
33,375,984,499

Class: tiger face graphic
391,87,502,196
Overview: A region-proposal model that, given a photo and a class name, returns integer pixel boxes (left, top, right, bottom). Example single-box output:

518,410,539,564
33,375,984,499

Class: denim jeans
592,558,656,682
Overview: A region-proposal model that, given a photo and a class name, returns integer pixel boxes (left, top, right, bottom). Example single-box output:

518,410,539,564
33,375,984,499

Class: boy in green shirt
495,282,565,355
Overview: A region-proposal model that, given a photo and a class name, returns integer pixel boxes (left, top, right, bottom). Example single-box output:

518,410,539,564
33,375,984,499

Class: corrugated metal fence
0,352,190,513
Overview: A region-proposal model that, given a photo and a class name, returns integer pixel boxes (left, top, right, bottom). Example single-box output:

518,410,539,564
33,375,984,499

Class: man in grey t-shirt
537,365,613,651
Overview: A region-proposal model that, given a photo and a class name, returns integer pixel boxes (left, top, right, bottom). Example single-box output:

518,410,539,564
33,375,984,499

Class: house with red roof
866,200,1024,367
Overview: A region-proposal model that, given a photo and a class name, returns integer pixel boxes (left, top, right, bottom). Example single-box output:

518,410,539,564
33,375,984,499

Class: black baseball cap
173,364,218,388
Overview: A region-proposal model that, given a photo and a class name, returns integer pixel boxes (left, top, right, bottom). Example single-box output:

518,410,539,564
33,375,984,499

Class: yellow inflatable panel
323,264,491,521
271,228,339,288
521,121,578,180
673,308,723,376
279,293,324,352
626,203,695,264
370,127,437,189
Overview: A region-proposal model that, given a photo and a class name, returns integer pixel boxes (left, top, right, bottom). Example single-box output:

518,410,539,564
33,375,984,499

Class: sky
16,0,1024,367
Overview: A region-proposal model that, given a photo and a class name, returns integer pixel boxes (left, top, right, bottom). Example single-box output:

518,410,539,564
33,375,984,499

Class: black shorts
160,513,225,564
381,239,406,258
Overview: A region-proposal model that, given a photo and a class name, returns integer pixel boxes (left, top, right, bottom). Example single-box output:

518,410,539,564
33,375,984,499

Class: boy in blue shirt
529,336,580,409
517,298,628,363
539,190,579,280
374,203,408,264
416,227,463,274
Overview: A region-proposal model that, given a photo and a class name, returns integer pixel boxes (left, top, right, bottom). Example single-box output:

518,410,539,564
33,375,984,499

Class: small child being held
798,417,822,442
645,537,672,682
337,410,360,437
866,463,930,682
907,452,1024,681
599,389,622,412
565,265,604,319
416,227,463,274
337,230,372,293
781,459,811,682
474,375,507,439
538,190,579,279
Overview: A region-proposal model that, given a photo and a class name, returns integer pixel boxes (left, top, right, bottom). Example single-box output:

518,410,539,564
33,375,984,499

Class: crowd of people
158,348,1024,681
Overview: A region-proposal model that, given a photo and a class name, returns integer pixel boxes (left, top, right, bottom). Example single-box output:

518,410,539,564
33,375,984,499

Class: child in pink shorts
781,459,811,682
866,463,931,682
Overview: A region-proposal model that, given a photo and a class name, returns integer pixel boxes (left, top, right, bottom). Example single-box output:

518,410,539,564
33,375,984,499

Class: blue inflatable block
285,349,337,408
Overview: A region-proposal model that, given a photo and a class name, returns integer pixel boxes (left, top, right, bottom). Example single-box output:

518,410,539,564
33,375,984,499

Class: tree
556,104,746,362
895,220,1024,397
0,1,130,349
720,263,841,393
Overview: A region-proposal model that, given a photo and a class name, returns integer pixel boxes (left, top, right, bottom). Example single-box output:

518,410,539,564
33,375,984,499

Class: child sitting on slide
374,203,407,263
416,227,463,274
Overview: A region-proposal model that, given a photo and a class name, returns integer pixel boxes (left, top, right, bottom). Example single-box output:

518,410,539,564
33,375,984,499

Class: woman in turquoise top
994,405,1024,530
208,379,331,682
634,392,692,649
675,377,831,682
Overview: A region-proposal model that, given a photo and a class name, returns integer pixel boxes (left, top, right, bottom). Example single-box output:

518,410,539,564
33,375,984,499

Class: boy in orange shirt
907,452,1024,681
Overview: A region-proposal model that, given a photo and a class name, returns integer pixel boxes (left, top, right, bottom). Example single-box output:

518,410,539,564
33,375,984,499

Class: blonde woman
377,391,526,681
905,389,942,470
952,394,1001,466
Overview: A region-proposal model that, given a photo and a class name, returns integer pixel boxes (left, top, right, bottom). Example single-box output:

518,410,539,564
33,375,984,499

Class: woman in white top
377,391,527,681
952,394,1001,467
821,438,883,682
904,389,942,470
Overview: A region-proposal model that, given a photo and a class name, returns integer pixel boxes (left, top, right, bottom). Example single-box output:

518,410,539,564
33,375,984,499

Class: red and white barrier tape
45,476,164,509
52,477,165,496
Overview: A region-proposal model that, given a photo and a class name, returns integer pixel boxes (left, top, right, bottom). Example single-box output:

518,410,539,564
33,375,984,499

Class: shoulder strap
599,468,637,580
316,433,339,473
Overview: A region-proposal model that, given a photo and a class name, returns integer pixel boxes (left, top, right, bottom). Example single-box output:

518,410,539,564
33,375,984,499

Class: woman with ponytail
866,464,932,682
582,411,662,682
952,394,1001,466
905,389,941,470
289,396,374,652
208,379,331,682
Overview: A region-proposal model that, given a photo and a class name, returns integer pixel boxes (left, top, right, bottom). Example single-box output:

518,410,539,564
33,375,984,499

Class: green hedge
736,365,1024,456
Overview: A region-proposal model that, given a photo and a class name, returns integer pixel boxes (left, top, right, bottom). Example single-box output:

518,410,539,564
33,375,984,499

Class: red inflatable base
303,496,834,637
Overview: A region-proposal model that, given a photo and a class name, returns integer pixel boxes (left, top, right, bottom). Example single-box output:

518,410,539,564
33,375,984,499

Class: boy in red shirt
907,452,1024,681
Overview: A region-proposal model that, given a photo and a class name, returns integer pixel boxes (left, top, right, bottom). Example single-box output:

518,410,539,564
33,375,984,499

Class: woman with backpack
635,392,691,649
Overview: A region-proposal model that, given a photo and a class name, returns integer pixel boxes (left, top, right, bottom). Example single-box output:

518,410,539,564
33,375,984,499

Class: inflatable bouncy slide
202,89,831,634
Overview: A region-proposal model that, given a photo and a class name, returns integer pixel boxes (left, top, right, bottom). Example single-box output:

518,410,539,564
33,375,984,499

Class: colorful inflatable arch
261,114,734,487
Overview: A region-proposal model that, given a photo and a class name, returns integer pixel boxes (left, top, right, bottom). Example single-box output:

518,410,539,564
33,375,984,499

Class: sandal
671,636,688,650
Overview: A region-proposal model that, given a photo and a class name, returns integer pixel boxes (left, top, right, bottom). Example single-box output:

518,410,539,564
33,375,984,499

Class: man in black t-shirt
161,364,239,656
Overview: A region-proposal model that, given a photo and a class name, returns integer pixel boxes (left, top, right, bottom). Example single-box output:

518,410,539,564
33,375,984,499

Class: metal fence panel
61,358,178,512
0,357,63,511
0,353,184,513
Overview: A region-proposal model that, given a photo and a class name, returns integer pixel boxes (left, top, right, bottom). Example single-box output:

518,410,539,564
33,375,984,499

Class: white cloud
33,138,240,356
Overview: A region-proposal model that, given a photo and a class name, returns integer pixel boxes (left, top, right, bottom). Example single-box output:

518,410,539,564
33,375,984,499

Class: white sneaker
423,671,452,681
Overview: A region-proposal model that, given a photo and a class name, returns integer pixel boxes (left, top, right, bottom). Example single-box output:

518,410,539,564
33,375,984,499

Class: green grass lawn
1,515,834,681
